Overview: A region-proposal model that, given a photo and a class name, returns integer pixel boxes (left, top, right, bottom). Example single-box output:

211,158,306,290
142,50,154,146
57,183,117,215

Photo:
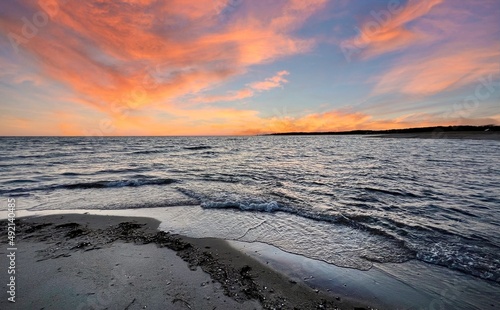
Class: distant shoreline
371,131,500,141
266,125,500,140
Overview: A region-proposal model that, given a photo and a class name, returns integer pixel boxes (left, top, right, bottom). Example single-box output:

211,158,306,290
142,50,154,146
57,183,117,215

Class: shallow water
4,207,498,310
1,136,499,283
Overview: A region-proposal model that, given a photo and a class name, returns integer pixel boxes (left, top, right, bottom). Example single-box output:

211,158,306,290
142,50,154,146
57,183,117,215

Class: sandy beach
0,214,370,310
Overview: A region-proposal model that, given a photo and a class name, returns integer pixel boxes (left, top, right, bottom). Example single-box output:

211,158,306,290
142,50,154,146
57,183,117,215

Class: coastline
369,131,500,141
0,214,367,310
1,209,498,309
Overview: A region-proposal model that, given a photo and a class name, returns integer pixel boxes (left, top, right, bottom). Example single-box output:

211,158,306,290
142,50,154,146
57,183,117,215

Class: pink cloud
373,47,500,96
0,0,325,115
249,70,290,91
370,0,500,97
341,0,442,60
192,70,290,104
192,88,254,104
240,109,500,135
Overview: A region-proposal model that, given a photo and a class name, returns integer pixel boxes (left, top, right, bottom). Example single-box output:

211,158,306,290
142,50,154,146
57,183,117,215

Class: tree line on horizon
266,125,499,136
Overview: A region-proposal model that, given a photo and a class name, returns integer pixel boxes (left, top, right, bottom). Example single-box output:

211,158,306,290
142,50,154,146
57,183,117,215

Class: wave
200,176,240,183
60,172,83,176
200,198,398,238
0,163,36,167
183,146,212,150
131,150,164,155
59,178,176,189
1,152,71,160
58,167,150,176
202,200,281,212
3,179,38,184
1,177,177,194
448,207,479,218
363,186,421,198
5,192,31,197
199,197,499,282
95,167,149,174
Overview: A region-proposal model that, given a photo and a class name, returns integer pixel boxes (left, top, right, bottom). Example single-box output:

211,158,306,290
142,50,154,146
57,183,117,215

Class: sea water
1,136,499,285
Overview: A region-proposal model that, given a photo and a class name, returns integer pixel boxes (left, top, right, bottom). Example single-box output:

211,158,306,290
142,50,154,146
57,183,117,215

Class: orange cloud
373,47,500,96
239,110,371,135
0,0,326,115
249,70,289,91
341,0,442,60
83,106,263,136
2,0,497,136
240,109,500,135
192,70,290,104
363,0,500,97
3,102,498,136
192,88,254,104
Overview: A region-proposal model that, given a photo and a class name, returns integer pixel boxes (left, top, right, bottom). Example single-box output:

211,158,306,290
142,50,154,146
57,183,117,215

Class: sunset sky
1,0,499,136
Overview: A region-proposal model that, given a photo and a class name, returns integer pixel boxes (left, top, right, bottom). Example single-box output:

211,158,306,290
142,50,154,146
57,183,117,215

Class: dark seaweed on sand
1,218,351,310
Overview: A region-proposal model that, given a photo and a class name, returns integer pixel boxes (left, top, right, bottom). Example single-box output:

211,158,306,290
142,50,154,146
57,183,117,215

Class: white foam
201,200,281,212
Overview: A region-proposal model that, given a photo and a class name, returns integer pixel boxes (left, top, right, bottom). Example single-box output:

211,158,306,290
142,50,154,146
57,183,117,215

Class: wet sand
0,214,370,309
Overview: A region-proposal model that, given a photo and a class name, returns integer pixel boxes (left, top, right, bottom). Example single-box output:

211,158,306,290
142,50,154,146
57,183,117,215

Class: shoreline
370,131,500,141
1,211,498,309
0,213,367,309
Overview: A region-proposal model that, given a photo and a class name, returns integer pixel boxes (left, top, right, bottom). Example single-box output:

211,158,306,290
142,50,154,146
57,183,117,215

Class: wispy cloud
341,0,442,60
192,70,290,104
1,0,498,136
373,47,500,96
0,0,325,113
191,70,290,103
370,0,500,97
249,70,289,91
192,88,254,104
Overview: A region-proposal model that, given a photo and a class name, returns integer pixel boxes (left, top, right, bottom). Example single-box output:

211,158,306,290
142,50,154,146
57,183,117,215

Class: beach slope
0,214,365,309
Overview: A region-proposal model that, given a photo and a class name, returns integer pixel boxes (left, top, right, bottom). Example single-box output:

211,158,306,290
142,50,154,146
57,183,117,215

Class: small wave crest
363,186,421,198
95,167,149,174
59,178,176,190
202,200,281,212
184,146,212,150
1,177,177,194
131,150,164,155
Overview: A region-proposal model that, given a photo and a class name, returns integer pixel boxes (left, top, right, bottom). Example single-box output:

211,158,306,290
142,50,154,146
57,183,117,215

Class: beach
2,211,498,309
0,213,368,310
2,0,499,308
1,136,499,309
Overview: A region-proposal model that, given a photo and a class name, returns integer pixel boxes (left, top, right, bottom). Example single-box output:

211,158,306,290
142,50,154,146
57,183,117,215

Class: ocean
1,136,499,284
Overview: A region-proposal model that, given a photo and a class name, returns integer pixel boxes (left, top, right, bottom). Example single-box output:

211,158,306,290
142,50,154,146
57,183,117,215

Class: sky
0,0,499,136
